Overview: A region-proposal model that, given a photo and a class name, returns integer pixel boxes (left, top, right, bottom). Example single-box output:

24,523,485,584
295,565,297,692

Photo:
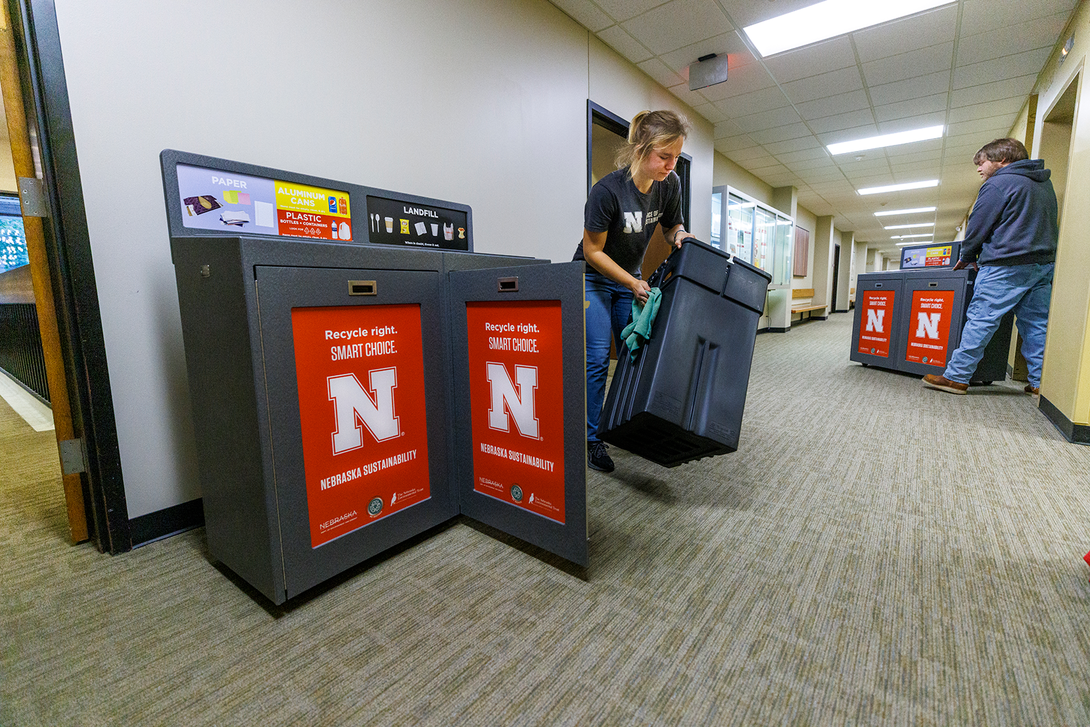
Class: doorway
832,243,841,312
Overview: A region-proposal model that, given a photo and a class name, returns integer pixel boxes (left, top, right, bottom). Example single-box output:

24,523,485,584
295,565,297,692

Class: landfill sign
904,290,955,366
291,304,430,547
466,300,566,524
858,290,895,357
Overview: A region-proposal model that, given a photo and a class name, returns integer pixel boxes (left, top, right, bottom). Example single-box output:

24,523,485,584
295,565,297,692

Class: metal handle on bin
497,276,519,292
349,280,376,296
928,282,938,288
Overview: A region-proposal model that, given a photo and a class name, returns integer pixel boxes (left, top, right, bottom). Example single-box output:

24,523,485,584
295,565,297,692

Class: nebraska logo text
320,510,358,531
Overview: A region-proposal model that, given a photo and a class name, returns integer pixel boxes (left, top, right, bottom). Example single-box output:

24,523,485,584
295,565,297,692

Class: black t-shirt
573,168,683,277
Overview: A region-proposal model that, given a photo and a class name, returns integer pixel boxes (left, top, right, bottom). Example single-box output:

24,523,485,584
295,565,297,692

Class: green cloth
621,287,662,360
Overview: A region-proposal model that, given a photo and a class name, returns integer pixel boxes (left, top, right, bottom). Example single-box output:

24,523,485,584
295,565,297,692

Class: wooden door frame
3,0,130,552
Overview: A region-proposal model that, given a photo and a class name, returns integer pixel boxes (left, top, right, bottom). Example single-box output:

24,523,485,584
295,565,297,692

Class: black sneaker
588,441,614,472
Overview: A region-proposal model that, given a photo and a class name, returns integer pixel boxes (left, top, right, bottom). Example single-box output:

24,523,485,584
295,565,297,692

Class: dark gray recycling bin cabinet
851,268,1013,383
172,235,588,604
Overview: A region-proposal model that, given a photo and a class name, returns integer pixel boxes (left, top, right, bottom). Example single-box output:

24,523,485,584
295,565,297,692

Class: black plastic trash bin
598,240,771,467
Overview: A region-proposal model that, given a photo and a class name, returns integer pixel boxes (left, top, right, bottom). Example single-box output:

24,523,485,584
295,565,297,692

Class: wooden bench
791,288,827,321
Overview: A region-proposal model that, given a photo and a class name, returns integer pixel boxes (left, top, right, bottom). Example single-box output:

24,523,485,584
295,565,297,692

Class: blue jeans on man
584,272,633,443
944,262,1054,388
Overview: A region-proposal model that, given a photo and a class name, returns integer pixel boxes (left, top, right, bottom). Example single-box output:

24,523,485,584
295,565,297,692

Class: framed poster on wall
793,227,809,277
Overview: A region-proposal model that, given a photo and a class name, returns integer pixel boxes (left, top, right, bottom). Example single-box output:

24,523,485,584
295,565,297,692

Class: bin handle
497,276,519,293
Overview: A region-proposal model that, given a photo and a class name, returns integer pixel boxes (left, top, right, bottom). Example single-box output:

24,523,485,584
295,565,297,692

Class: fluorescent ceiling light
891,233,933,239
884,223,935,230
897,240,948,246
743,0,955,57
827,125,944,155
858,180,939,196
874,207,936,217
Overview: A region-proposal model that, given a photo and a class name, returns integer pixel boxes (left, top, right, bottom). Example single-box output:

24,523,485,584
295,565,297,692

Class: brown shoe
922,374,968,395
1024,384,1040,395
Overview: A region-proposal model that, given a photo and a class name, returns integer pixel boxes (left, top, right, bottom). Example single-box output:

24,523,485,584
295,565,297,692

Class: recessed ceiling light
742,0,956,57
891,233,934,239
859,180,939,195
874,207,937,217
884,223,935,230
828,125,944,155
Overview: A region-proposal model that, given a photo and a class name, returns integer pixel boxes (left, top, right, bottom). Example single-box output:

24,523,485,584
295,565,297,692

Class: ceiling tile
818,122,887,147
876,111,947,134
658,32,751,73
960,0,1076,36
862,42,953,87
621,0,733,56
713,132,758,151
889,161,941,176
713,118,745,138
852,5,959,62
715,86,792,117
957,12,1070,66
796,91,871,122
588,0,667,23
868,71,950,106
799,169,848,184
748,122,811,145
785,156,839,172
873,93,948,123
886,141,943,160
700,61,776,101
762,37,856,84
762,136,821,155
731,106,802,133
947,97,1026,124
638,58,685,88
953,47,1053,90
748,161,791,175
947,117,1016,137
596,25,653,63
782,66,864,104
838,157,894,175
666,82,712,108
726,145,776,162
548,0,614,31
691,102,729,123
807,109,878,136
773,147,831,164
950,75,1036,107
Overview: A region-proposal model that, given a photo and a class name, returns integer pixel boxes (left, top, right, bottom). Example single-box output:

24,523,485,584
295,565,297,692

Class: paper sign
905,290,955,366
858,290,895,357
466,301,565,524
292,304,431,547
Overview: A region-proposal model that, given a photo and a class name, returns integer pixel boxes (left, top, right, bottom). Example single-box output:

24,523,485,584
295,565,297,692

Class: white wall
52,0,716,518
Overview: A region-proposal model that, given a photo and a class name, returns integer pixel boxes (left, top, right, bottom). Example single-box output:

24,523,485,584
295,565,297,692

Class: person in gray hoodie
923,138,1058,396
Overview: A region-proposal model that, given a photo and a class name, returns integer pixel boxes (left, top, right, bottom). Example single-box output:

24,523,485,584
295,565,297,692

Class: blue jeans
944,263,1054,387
585,272,633,443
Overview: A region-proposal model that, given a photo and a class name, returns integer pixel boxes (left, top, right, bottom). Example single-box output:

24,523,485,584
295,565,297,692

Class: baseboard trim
768,326,789,333
130,498,205,547
1038,395,1090,444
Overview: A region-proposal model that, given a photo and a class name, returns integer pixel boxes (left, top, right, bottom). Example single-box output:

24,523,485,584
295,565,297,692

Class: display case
712,186,793,288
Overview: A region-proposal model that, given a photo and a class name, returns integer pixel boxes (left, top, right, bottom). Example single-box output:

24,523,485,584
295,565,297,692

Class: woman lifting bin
573,110,695,472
